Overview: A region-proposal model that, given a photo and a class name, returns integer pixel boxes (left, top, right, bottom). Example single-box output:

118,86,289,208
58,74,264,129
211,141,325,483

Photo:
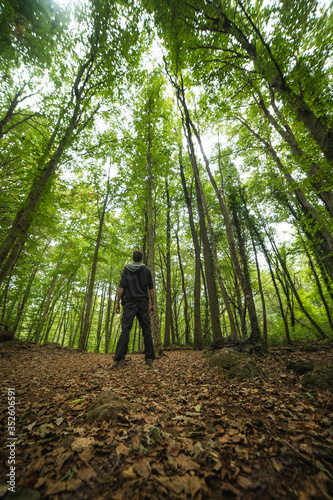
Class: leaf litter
0,340,332,499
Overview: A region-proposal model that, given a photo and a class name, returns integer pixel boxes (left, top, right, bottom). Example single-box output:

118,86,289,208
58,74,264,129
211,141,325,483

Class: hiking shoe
145,359,153,367
112,359,126,369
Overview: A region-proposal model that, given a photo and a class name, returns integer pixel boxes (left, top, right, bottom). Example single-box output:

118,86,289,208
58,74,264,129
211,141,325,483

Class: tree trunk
0,47,99,287
164,180,172,347
177,84,261,341
78,187,109,350
267,229,327,339
179,158,202,349
255,226,292,344
254,88,333,216
240,192,267,343
178,98,222,342
96,284,106,353
34,274,58,343
196,169,238,339
300,237,333,331
230,195,261,343
236,115,333,263
208,1,333,165
176,230,190,344
147,112,162,355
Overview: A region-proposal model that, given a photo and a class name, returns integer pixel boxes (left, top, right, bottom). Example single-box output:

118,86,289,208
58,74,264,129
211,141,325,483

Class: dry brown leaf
122,466,137,480
78,465,97,481
187,474,202,498
116,442,130,456
79,446,94,464
299,443,313,455
156,475,191,495
71,436,95,452
219,434,231,444
151,462,165,475
45,478,82,496
30,456,45,473
35,476,47,489
133,458,150,476
132,432,142,451
272,459,284,472
231,433,243,443
237,475,255,489
176,453,200,471
55,450,72,472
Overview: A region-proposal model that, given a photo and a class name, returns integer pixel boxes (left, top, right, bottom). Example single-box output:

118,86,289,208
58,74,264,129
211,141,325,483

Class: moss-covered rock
301,365,333,392
85,391,137,422
224,360,266,381
208,349,245,369
286,360,314,375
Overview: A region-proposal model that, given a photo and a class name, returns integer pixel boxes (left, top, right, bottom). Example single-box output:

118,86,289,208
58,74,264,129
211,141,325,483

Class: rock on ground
301,365,333,392
85,390,137,422
224,360,266,382
208,349,245,369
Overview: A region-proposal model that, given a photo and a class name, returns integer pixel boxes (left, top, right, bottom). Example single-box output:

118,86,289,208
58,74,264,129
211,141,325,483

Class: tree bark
267,229,327,339
164,180,172,347
208,0,333,165
179,158,202,349
255,226,292,344
78,187,109,350
176,229,190,344
254,88,333,216
177,93,222,341
178,84,261,341
235,115,333,265
147,112,162,355
240,191,268,344
0,42,100,287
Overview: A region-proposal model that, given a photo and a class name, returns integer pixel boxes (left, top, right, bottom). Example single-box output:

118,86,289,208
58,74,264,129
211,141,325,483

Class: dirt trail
0,341,332,499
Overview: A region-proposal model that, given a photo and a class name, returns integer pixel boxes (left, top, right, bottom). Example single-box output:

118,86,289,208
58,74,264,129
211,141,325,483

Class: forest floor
0,340,332,500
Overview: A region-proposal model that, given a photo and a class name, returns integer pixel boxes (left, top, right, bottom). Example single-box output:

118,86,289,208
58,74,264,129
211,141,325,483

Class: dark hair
133,250,143,262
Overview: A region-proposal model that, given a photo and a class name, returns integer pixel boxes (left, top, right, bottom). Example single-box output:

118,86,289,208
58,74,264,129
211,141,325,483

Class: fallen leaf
45,478,82,496
176,453,200,471
156,475,190,495
122,466,136,480
188,474,202,497
27,421,37,431
272,459,284,472
132,432,142,450
116,443,130,456
133,458,150,476
78,465,97,481
71,437,95,452
79,446,94,464
237,475,258,489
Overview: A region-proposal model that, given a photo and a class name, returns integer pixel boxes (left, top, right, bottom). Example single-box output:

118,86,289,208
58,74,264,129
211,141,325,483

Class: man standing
114,250,155,368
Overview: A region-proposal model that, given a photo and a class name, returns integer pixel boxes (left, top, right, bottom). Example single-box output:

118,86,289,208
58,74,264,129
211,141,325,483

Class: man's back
119,262,153,303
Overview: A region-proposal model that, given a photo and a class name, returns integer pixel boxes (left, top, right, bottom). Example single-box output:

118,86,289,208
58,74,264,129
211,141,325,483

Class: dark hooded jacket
119,262,154,304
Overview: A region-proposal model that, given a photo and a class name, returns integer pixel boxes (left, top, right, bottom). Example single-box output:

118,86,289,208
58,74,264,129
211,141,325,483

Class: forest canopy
0,0,332,351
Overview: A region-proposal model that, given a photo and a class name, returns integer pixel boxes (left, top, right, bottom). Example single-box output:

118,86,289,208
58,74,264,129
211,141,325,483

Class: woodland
0,0,333,350
0,0,333,498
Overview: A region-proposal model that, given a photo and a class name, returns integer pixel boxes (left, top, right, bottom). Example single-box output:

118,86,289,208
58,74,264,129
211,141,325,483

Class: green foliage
0,0,332,352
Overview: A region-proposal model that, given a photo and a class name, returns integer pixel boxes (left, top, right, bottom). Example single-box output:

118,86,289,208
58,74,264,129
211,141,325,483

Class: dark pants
115,301,155,361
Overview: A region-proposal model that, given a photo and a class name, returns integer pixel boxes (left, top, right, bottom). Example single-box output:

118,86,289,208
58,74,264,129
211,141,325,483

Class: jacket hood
125,262,146,272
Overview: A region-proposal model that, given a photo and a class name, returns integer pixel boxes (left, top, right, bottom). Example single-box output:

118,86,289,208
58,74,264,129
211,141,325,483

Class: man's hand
149,289,155,315
116,287,124,314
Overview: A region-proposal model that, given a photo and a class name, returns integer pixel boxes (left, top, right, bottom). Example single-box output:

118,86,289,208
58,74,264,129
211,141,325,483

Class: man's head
133,250,143,262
